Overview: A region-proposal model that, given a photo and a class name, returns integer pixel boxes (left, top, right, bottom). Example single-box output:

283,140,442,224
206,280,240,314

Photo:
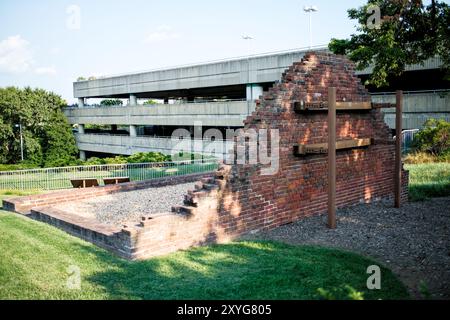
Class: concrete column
79,150,86,161
246,84,263,101
77,98,85,108
130,125,137,137
78,124,85,134
129,94,137,106
252,85,263,101
246,85,252,101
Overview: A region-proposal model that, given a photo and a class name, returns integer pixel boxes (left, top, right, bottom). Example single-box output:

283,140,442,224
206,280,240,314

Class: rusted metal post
328,87,337,229
395,90,403,208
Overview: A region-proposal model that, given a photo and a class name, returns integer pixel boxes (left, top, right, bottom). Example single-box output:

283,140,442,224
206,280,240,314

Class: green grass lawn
405,162,450,201
0,210,408,300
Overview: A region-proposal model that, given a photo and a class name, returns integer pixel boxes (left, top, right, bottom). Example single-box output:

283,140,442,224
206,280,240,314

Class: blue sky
0,0,369,102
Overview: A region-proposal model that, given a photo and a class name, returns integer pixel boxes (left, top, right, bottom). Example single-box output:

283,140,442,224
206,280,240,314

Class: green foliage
83,124,110,130
0,87,78,167
143,100,158,105
329,0,450,87
100,99,123,106
412,119,450,156
317,285,365,300
83,152,169,166
84,156,128,165
126,152,170,163
76,77,86,81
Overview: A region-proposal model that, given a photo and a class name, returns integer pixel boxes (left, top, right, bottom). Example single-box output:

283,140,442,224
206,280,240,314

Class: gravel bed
54,182,196,226
244,197,450,299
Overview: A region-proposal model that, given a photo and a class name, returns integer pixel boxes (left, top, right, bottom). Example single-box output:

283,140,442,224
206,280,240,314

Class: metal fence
0,159,219,192
402,129,420,153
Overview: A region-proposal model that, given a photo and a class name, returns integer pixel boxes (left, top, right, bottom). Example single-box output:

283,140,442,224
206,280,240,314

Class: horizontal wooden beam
294,138,372,155
372,102,396,109
294,101,372,112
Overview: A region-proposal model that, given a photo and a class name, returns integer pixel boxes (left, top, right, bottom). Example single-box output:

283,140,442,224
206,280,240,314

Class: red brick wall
161,52,409,255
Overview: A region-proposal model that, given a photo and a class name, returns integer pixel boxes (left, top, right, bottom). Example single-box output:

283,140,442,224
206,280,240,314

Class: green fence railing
0,159,219,192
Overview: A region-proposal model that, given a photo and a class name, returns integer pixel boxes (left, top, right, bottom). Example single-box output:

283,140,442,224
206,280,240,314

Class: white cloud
144,25,180,43
49,47,61,55
35,66,57,76
0,35,34,73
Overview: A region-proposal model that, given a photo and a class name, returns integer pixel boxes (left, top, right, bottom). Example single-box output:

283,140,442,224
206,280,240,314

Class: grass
405,162,450,201
0,190,39,203
0,210,408,300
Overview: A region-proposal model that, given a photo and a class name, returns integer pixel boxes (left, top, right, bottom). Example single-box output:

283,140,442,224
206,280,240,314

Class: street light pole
303,5,318,49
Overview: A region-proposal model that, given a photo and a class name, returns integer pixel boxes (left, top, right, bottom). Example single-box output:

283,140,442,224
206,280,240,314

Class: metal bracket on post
328,87,337,229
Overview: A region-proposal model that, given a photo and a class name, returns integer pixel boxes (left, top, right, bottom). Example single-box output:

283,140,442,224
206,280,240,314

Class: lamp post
303,5,318,49
15,123,24,162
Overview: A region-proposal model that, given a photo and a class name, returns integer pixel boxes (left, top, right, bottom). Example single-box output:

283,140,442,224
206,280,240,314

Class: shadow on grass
409,183,450,201
406,163,450,201
74,240,409,300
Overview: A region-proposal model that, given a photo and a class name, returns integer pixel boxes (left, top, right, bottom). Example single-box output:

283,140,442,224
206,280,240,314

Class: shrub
126,152,170,164
412,119,450,156
404,152,438,164
103,156,128,164
100,99,123,107
83,157,105,165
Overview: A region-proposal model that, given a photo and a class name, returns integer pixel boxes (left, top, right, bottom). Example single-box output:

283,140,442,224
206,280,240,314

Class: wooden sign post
395,90,403,208
328,87,337,229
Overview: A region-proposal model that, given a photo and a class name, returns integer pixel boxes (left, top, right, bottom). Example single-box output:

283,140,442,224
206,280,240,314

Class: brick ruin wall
4,52,409,260
123,52,409,259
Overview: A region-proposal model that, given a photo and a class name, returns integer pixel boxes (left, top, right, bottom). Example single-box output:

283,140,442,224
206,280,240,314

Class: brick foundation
4,52,409,260
3,172,212,214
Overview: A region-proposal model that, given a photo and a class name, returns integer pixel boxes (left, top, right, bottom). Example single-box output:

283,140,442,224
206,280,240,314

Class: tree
0,87,78,167
100,99,123,106
329,0,450,87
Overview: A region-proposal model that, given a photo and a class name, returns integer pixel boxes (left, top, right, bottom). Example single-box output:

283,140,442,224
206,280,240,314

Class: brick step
171,205,194,215
184,190,211,207
202,183,219,191
201,177,215,184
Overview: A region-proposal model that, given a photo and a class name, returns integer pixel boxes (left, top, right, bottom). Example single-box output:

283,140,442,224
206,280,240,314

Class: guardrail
0,159,219,192
64,98,250,109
